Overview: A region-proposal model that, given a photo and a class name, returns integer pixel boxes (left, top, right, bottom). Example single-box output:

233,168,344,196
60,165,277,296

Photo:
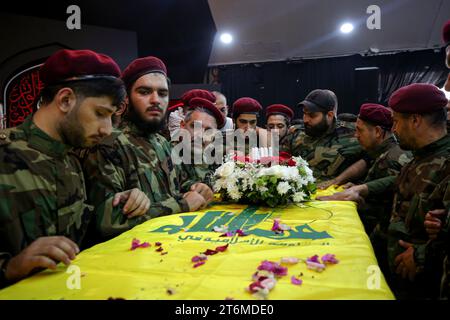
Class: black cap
297,89,338,113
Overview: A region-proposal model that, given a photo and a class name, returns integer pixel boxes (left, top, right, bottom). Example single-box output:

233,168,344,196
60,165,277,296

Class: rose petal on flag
193,261,206,268
155,247,164,252
306,260,326,272
307,255,320,264
215,244,229,252
203,249,218,255
236,229,248,237
280,257,299,264
155,242,162,247
321,254,339,264
291,276,303,286
271,219,281,232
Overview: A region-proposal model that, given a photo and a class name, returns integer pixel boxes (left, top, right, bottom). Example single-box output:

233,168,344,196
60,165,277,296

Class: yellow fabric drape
0,187,394,300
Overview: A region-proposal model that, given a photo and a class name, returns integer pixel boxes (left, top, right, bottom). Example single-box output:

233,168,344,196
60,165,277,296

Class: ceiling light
340,23,354,34
220,33,233,44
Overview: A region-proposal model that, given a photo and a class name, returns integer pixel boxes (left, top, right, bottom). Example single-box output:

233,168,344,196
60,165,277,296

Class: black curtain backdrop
209,48,448,125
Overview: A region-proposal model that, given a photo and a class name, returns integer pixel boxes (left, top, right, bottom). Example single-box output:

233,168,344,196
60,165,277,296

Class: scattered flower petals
191,255,208,263
306,260,326,272
248,281,265,293
130,238,150,250
215,244,229,252
291,276,303,286
235,229,248,236
155,247,164,252
213,225,229,233
257,260,288,277
193,261,206,268
280,257,299,264
307,255,320,264
271,219,291,234
203,249,218,255
321,254,339,265
271,219,281,232
260,278,277,290
155,242,162,247
219,231,234,237
161,252,168,255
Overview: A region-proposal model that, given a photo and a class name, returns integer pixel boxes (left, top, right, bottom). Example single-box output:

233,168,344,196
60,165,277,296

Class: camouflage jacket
82,120,189,239
0,116,92,281
364,137,411,183
360,137,411,232
280,121,363,182
387,134,450,297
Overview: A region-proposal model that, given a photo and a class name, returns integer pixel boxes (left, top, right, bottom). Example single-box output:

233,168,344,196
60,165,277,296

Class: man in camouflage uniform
319,83,450,299
83,56,211,240
319,104,411,232
172,91,225,192
281,89,362,182
423,20,450,300
0,49,150,288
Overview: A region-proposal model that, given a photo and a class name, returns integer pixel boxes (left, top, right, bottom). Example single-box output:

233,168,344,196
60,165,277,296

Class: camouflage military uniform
355,137,411,278
280,121,363,182
82,120,189,240
386,134,450,299
0,116,93,282
360,137,411,233
177,155,217,192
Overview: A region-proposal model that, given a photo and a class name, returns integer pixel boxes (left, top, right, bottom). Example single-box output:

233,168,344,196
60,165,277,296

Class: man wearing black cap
82,56,210,242
319,83,450,299
281,89,362,182
0,49,151,288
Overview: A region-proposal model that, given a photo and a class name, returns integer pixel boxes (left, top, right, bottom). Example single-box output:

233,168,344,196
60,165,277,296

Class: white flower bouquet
213,148,316,207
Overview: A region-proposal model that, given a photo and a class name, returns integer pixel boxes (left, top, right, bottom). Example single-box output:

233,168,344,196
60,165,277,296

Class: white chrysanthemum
277,181,291,195
293,191,307,202
216,161,235,177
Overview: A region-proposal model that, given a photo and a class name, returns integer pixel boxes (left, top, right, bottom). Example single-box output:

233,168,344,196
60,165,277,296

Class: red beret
443,20,450,44
188,97,225,128
389,83,447,114
232,97,262,115
40,49,121,86
121,56,167,88
266,104,294,120
181,89,216,106
358,103,392,129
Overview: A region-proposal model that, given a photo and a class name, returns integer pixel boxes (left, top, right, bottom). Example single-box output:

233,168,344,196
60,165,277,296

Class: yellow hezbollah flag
0,188,394,300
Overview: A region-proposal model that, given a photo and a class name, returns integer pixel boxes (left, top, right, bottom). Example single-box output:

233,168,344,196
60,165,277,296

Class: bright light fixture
220,33,233,44
340,23,354,34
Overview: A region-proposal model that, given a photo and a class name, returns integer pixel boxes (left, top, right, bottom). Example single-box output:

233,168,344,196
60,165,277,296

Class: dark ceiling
1,0,217,83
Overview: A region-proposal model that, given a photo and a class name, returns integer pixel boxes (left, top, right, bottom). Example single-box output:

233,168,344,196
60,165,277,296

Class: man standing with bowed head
0,49,149,288
83,56,211,240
